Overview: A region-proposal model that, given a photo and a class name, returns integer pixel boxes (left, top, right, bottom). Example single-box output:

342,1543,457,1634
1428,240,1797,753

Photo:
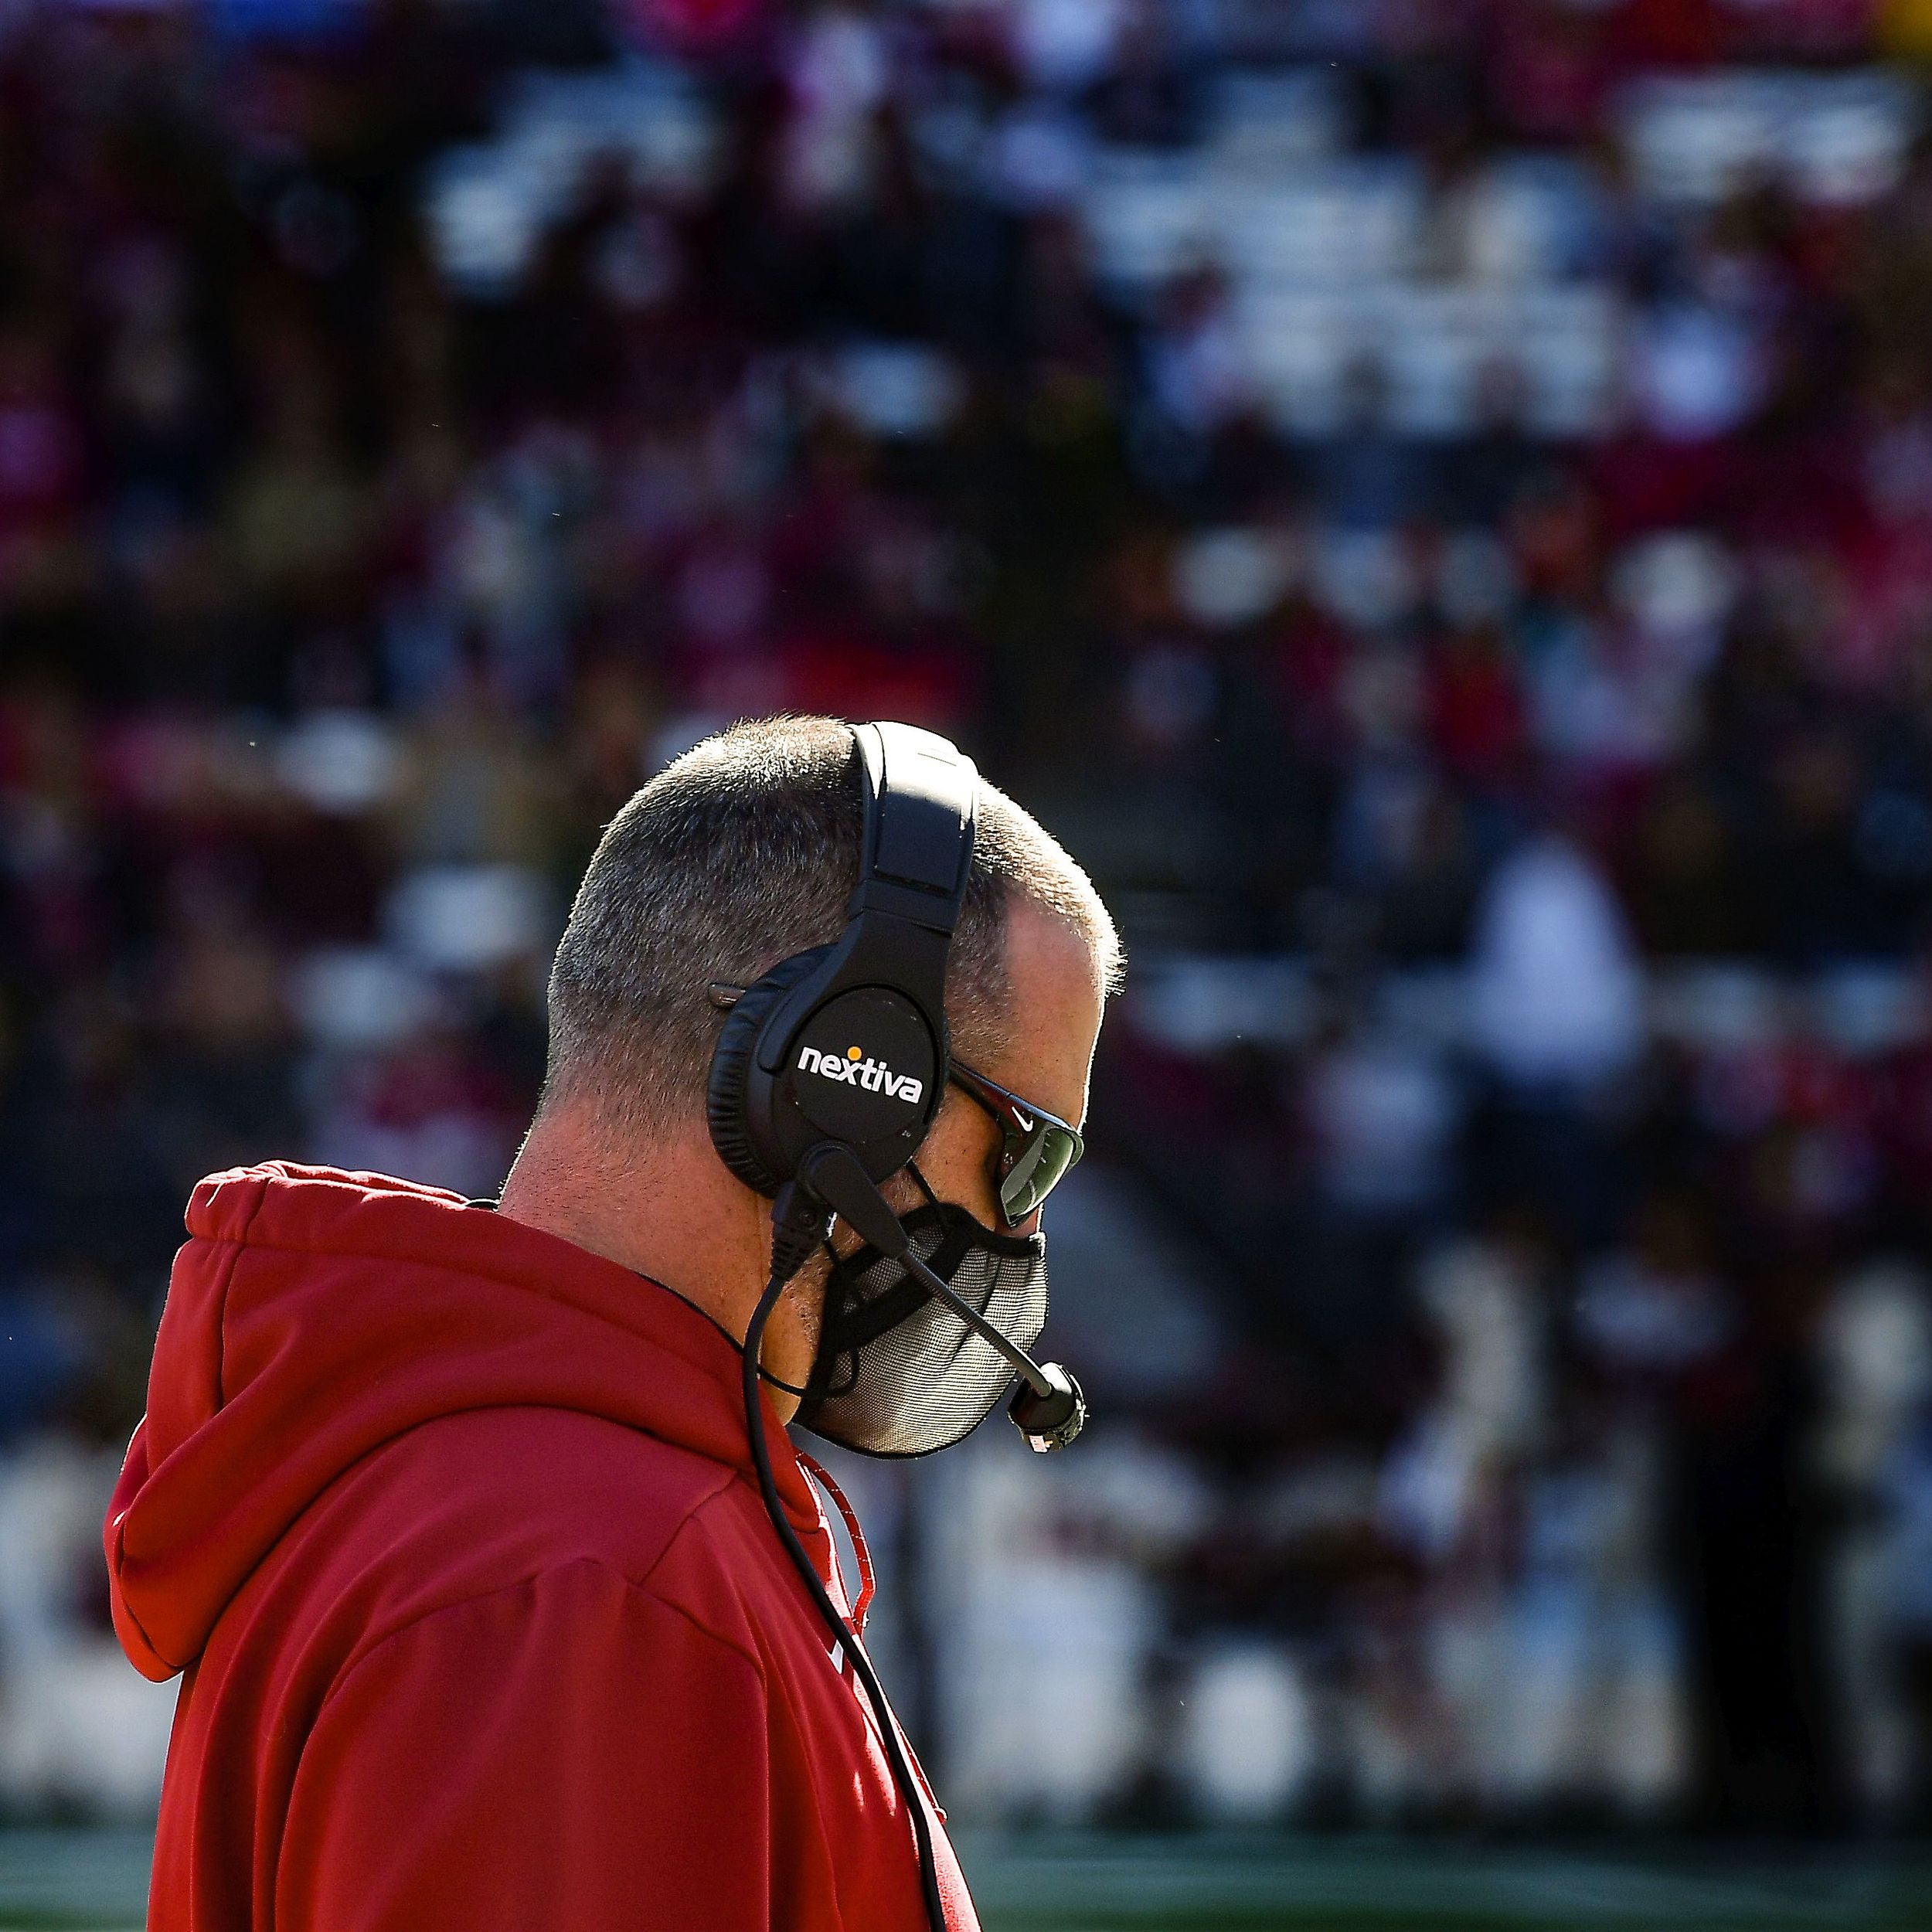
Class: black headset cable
741,1181,949,1932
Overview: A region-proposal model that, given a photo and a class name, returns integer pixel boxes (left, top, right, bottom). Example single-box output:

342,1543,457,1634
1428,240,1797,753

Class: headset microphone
797,1144,1087,1453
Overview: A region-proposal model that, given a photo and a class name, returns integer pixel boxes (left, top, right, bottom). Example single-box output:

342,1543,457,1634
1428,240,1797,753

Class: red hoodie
104,1162,978,1932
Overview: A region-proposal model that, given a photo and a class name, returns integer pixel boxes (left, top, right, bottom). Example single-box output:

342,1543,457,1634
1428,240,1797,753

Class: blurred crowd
10,0,1932,1836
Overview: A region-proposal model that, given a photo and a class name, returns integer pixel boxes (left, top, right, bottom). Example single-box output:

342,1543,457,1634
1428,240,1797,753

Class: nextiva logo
797,1044,925,1104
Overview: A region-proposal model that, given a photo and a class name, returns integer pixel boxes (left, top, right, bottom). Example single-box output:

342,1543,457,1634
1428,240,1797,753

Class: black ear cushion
706,949,833,1196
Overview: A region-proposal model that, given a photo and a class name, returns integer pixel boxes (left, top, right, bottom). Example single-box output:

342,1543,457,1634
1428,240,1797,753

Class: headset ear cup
706,950,833,1197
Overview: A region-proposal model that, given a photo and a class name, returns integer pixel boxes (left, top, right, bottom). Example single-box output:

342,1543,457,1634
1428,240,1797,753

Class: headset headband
850,722,975,930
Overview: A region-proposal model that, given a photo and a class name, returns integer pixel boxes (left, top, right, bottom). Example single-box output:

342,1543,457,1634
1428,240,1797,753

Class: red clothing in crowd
104,1162,975,1932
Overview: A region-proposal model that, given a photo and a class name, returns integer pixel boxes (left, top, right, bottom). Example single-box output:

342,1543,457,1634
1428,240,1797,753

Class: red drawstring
796,1449,876,1637
794,1451,948,1821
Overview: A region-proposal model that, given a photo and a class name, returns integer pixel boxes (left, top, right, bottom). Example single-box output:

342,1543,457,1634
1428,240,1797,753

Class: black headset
706,723,976,1932
706,722,1083,1932
705,718,1083,1444
706,720,977,1206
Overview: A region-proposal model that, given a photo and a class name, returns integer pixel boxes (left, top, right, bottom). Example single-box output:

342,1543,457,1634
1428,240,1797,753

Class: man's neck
495,1104,818,1413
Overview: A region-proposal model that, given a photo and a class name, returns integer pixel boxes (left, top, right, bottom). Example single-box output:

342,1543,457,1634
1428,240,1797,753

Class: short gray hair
543,715,1122,1134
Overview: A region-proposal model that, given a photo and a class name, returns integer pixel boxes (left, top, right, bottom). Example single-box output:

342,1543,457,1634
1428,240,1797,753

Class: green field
5,1829,1932,1931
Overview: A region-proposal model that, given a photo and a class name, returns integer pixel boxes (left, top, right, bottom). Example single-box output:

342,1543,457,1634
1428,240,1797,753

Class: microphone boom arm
796,1142,1087,1451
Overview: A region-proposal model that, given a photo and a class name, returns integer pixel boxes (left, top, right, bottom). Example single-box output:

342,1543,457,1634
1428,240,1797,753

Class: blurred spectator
1468,833,1645,1095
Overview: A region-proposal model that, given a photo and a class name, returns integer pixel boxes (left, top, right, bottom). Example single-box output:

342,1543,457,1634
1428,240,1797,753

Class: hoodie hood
105,1162,817,1682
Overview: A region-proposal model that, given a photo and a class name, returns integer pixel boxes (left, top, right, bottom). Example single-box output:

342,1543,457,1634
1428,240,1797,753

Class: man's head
502,715,1120,1403
541,715,1117,1154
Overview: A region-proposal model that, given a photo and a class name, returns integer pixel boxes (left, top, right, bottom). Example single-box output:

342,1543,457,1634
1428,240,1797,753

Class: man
104,715,1119,1931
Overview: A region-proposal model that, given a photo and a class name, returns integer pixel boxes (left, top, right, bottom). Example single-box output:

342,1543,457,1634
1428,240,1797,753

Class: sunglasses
945,1058,1084,1229
707,981,1083,1227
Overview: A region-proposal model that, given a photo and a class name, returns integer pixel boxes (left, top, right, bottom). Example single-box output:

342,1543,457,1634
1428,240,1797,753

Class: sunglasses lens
998,1124,1082,1224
